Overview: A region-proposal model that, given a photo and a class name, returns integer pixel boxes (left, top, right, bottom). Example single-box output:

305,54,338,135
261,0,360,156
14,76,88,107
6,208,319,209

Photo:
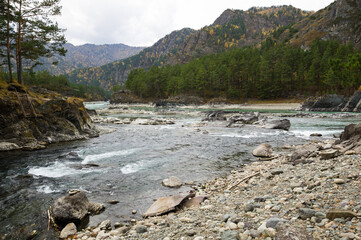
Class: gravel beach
65,135,361,240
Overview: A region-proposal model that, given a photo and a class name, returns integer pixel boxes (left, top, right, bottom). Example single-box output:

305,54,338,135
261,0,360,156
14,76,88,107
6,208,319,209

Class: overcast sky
57,0,335,47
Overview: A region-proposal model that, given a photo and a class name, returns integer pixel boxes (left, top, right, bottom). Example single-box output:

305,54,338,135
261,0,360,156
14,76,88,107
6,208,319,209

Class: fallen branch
47,208,51,231
228,171,261,190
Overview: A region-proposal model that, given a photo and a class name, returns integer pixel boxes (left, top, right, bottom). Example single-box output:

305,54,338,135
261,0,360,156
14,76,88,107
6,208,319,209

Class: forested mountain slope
67,6,310,89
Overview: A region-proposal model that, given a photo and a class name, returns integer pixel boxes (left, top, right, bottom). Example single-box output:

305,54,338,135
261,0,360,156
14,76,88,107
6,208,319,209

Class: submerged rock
263,119,291,131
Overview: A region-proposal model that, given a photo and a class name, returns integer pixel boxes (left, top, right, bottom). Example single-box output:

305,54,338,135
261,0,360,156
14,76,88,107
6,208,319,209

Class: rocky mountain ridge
34,43,145,75
67,28,195,89
67,0,360,90
288,0,361,48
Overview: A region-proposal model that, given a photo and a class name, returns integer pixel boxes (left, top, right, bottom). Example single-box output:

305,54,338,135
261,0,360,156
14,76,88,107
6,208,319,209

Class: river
0,103,360,239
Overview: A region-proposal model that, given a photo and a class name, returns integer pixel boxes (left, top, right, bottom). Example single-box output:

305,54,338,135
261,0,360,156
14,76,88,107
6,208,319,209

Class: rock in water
162,176,182,188
88,202,105,215
263,119,291,131
52,190,89,226
253,143,273,158
59,223,77,239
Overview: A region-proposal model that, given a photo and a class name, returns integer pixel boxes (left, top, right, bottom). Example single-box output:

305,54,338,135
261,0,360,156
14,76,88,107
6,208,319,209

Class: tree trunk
6,0,13,82
16,0,22,84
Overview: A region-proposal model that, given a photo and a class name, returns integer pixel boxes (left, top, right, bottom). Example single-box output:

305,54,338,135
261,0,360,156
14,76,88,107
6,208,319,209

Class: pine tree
12,0,66,84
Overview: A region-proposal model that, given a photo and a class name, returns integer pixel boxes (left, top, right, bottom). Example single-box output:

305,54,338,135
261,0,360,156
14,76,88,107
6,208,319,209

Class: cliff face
290,0,361,48
0,82,99,151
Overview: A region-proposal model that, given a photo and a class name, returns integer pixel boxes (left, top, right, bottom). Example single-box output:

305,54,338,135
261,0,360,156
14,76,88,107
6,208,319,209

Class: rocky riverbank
0,82,99,151
55,121,361,240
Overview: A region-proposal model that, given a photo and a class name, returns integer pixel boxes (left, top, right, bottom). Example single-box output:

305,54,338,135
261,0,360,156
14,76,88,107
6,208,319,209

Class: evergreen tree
12,0,66,84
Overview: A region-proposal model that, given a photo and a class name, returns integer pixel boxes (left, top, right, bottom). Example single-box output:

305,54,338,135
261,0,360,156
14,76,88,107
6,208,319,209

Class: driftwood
228,171,261,190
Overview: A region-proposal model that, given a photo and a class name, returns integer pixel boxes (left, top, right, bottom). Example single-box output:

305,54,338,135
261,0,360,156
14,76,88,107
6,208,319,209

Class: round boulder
51,190,89,226
253,143,273,158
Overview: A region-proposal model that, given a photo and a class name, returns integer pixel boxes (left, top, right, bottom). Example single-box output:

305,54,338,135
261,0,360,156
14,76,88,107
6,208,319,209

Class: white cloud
57,0,335,47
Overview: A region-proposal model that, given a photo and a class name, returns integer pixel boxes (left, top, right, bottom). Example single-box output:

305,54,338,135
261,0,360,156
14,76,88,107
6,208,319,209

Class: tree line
125,39,361,100
0,0,65,84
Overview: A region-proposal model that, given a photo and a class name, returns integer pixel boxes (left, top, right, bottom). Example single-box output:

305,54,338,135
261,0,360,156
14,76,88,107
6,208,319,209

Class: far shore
181,103,302,111
91,102,302,111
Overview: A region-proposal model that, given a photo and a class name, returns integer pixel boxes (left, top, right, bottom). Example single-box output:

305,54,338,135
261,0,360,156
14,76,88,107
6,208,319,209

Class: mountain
67,1,361,90
67,6,310,89
67,28,196,89
289,0,361,48
34,43,145,75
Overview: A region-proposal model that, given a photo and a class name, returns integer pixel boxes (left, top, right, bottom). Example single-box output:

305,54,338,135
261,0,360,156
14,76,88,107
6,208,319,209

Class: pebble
228,222,238,230
135,225,147,234
334,178,345,184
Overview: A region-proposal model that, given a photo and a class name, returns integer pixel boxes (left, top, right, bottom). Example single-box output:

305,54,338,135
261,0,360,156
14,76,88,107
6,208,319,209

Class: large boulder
253,143,273,158
339,122,361,142
301,94,347,112
227,113,259,126
51,190,90,227
51,190,104,229
263,119,291,131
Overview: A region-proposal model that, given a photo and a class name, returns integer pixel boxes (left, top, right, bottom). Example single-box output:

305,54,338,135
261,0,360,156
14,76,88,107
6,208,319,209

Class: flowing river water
0,103,360,239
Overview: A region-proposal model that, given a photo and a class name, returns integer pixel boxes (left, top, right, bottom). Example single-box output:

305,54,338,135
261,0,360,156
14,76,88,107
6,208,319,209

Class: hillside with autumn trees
66,5,311,90
64,0,360,101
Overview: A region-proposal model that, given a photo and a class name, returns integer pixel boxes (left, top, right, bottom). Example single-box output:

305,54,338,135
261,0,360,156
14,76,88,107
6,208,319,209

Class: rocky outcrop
300,94,347,112
301,91,361,113
0,83,99,151
291,0,361,49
